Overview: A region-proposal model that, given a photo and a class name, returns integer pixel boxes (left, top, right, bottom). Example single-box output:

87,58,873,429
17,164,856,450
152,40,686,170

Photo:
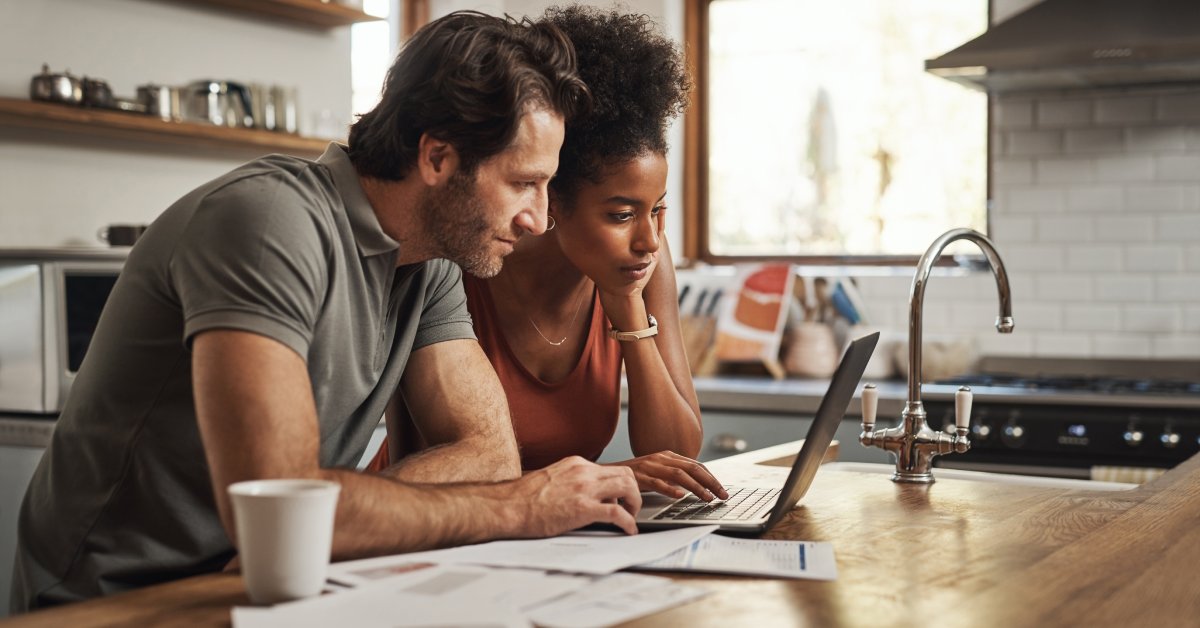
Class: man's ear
415,133,460,186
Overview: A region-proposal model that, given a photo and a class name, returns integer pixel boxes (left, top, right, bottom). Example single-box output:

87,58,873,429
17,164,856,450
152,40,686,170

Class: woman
369,6,726,501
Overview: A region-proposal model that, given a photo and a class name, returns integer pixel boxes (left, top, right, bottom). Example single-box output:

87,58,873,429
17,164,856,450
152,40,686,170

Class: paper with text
328,525,719,582
637,535,837,580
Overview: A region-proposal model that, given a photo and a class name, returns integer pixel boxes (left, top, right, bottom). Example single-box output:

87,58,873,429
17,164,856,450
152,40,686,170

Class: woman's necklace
506,273,590,347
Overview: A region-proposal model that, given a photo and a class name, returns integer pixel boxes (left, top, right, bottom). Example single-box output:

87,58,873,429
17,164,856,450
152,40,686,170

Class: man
12,11,640,613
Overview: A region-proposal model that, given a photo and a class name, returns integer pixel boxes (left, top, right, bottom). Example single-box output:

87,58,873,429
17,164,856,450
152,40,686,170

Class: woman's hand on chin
606,451,729,501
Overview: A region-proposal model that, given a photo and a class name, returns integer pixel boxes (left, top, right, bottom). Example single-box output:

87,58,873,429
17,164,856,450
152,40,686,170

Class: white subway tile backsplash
994,99,1034,130
1095,96,1156,124
1036,158,1095,184
1001,245,1066,271
1122,305,1180,332
1156,215,1200,242
976,332,1035,356
1035,274,1092,301
1066,246,1122,272
990,216,1036,243
947,302,999,332
1094,216,1155,242
1154,155,1200,181
1184,306,1200,332
1124,245,1184,272
993,159,1034,185
1187,246,1200,271
1126,126,1188,152
1094,275,1154,301
1157,92,1200,122
1008,130,1063,156
1064,304,1122,331
1152,335,1200,358
1036,216,1093,242
1124,185,1187,212
1093,334,1153,358
1037,99,1093,128
1002,187,1066,213
980,88,1200,359
1155,276,1200,302
1064,128,1124,154
1017,303,1064,331
1033,332,1092,357
1066,186,1124,213
1093,155,1156,182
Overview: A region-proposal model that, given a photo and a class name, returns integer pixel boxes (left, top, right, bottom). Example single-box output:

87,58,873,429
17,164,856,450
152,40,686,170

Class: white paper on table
328,525,719,582
232,578,531,628
636,534,838,580
526,573,709,628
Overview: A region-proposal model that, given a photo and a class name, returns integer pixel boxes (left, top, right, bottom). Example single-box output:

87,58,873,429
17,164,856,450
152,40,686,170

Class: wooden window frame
681,0,993,267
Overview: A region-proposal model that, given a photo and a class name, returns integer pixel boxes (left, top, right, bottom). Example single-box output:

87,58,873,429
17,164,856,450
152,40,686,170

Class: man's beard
419,170,507,278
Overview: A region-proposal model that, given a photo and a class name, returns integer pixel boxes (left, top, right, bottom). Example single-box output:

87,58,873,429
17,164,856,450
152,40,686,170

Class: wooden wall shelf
170,0,382,28
0,98,335,157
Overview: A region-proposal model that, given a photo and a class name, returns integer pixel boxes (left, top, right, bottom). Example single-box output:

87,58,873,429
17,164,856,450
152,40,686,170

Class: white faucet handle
955,386,973,431
861,384,878,428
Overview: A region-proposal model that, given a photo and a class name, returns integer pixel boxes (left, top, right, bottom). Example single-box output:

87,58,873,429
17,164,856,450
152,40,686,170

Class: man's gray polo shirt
12,144,475,612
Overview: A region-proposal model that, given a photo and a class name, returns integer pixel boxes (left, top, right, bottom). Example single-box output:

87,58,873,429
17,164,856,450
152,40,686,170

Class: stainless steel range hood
926,0,1200,92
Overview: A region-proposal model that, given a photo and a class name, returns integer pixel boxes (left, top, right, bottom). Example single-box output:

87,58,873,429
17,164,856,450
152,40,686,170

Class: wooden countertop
5,449,1199,627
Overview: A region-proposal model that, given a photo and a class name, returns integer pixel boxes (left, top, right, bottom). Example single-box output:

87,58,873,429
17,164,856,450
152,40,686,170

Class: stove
922,372,1200,479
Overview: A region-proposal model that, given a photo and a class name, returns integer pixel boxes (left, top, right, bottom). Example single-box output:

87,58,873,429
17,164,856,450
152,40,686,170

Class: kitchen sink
820,461,1137,491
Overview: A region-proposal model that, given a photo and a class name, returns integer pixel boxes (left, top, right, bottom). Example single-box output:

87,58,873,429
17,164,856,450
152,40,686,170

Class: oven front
923,382,1200,481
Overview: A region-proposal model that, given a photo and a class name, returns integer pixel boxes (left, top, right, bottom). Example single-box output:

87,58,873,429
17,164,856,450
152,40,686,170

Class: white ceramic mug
227,479,340,605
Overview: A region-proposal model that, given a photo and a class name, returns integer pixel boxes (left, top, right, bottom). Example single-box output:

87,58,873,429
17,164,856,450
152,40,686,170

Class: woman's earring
547,216,556,231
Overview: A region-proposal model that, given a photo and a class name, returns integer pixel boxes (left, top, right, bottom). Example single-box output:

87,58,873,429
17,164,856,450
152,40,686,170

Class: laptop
635,331,879,534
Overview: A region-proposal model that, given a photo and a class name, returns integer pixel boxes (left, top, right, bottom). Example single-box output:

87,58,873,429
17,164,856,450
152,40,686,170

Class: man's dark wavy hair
348,11,590,179
543,5,692,208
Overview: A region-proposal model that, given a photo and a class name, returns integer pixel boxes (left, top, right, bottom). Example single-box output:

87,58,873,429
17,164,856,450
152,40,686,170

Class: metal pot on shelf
181,80,253,128
30,64,83,105
137,84,182,122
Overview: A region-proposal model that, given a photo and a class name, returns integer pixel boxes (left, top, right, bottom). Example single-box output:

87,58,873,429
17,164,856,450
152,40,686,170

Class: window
687,0,989,262
351,0,400,119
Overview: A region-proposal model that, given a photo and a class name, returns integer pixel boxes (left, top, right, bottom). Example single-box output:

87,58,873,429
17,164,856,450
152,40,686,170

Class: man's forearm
379,435,521,483
317,467,522,560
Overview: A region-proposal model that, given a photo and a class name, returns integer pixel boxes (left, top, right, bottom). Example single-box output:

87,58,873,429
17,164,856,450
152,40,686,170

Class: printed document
233,565,706,628
328,525,719,582
638,534,838,580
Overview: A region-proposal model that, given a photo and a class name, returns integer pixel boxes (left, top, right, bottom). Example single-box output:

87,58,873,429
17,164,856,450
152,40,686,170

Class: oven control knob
1001,423,1026,448
1160,430,1181,448
1123,429,1144,447
972,423,991,441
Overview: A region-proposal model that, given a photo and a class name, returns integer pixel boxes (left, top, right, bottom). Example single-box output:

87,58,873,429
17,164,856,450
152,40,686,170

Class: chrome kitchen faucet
860,228,1015,483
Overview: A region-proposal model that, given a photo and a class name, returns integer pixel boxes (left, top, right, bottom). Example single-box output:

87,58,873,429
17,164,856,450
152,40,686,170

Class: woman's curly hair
543,5,692,208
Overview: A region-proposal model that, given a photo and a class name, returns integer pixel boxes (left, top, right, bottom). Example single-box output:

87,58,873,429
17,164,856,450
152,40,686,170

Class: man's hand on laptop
515,456,643,536
607,452,730,502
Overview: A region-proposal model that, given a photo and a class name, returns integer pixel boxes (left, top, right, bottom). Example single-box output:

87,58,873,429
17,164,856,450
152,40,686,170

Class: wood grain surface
5,453,1199,628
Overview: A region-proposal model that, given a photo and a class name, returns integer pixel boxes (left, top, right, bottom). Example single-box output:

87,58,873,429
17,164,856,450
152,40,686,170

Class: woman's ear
415,133,461,186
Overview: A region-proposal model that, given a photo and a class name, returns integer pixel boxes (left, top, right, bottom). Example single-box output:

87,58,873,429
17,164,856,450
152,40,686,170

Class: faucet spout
859,228,1015,484
907,228,1014,410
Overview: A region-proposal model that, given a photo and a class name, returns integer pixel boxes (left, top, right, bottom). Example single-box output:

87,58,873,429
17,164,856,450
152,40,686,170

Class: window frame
681,0,994,266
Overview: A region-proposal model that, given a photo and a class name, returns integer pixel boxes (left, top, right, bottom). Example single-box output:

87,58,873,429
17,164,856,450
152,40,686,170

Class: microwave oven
0,249,126,415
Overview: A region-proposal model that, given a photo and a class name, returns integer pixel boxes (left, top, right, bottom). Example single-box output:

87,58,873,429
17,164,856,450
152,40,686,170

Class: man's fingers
597,503,638,536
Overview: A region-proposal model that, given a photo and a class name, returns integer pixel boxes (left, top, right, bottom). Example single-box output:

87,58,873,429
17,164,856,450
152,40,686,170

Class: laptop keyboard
653,486,779,521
